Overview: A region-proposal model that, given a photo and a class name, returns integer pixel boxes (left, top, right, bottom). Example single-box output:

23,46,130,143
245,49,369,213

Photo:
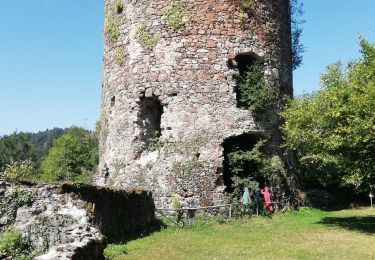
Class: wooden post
229,205,232,218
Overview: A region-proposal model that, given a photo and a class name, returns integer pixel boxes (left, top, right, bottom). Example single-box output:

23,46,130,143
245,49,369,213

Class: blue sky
0,0,374,136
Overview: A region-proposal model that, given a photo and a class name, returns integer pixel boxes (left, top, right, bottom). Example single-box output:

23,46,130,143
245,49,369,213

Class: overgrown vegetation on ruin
0,189,35,233
137,24,160,51
238,0,305,70
0,227,36,260
115,47,126,67
164,1,187,30
114,0,123,14
104,18,120,42
235,62,274,114
227,139,282,195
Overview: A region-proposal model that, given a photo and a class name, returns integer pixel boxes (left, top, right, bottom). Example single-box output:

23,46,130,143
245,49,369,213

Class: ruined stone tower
98,0,299,207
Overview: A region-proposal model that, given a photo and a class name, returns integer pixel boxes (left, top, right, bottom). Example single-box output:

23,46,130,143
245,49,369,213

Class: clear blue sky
0,1,374,136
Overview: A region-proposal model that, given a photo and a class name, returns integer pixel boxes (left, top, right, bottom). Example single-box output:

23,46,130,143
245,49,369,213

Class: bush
41,127,98,183
0,227,34,260
235,62,273,114
4,160,38,182
227,140,282,195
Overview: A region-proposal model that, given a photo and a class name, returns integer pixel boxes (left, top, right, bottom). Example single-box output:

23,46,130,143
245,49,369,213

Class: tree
282,39,375,192
0,133,38,174
0,129,67,175
41,127,99,183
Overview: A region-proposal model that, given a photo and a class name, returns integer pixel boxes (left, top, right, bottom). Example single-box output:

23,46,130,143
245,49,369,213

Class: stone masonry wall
0,181,155,259
98,0,297,208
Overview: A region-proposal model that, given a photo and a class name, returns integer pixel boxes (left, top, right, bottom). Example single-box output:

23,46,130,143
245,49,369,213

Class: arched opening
235,52,260,76
138,95,163,149
222,133,266,194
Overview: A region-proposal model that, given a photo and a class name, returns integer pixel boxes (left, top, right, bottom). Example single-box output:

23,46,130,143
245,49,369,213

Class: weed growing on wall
164,2,187,30
137,24,160,51
115,0,123,14
235,62,273,114
104,18,120,42
239,0,253,11
0,189,35,233
115,47,127,66
0,227,36,260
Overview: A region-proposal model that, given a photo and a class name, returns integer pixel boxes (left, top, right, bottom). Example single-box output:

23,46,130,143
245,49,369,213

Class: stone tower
98,0,299,207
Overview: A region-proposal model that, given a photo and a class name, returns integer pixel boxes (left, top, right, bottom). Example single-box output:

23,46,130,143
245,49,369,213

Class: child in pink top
261,186,273,213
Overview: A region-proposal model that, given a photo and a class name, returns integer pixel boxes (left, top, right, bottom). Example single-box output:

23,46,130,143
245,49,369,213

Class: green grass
105,207,375,259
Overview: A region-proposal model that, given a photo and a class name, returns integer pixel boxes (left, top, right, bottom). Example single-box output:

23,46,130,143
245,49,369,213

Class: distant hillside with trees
0,126,99,184
0,128,67,173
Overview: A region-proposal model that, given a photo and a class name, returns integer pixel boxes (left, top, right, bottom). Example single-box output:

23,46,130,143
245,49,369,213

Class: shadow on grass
317,216,375,234
106,219,167,246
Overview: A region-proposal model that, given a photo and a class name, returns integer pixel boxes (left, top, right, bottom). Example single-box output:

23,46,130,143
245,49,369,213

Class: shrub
104,18,120,42
227,140,282,195
0,227,34,260
164,2,187,30
235,62,273,114
4,160,38,182
137,24,160,51
41,127,98,183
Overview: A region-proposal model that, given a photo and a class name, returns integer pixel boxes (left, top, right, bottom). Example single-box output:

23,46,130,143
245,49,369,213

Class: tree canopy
41,127,99,183
282,39,375,192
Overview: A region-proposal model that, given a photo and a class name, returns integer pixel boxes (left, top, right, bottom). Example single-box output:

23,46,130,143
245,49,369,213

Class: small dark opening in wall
222,133,265,193
235,52,260,76
111,96,116,107
138,95,163,149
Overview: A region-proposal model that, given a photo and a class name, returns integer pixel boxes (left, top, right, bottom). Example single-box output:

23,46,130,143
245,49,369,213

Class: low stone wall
0,181,155,259
61,183,155,237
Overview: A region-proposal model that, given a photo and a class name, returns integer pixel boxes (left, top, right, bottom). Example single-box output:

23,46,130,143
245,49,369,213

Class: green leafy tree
41,127,99,183
282,39,375,191
0,129,66,175
0,133,38,174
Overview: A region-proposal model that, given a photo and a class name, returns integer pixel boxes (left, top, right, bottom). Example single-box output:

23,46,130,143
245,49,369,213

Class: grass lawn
105,207,375,259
